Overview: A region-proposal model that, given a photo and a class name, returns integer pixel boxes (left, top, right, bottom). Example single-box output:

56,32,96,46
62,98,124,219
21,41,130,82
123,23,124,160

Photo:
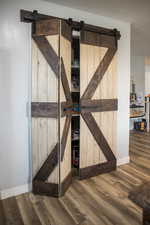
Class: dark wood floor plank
60,194,87,225
130,141,150,154
71,180,129,225
2,197,25,225
44,197,77,225
130,146,150,158
130,138,150,148
130,132,150,142
130,154,150,170
117,167,142,186
0,200,6,225
1,131,150,225
31,198,56,225
81,178,141,225
121,164,150,183
16,194,41,225
100,172,130,196
129,162,150,180
67,184,109,225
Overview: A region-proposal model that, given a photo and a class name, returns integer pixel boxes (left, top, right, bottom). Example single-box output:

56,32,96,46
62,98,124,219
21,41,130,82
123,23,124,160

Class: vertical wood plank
80,44,88,168
32,33,60,185
0,200,6,225
59,32,71,183
46,35,59,184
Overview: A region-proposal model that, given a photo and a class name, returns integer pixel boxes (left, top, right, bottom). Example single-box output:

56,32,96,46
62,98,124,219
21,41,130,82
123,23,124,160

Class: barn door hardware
21,9,121,38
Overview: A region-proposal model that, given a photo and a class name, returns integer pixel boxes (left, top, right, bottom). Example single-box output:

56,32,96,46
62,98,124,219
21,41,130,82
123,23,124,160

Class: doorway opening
71,30,80,176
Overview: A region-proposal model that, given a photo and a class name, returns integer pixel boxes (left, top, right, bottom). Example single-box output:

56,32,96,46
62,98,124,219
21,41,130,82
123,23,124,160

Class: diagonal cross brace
81,48,117,100
33,114,71,182
81,112,116,161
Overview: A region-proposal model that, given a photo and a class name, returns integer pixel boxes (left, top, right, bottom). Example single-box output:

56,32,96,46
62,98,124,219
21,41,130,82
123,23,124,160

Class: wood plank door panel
32,19,60,197
31,19,72,197
80,30,118,179
59,20,72,195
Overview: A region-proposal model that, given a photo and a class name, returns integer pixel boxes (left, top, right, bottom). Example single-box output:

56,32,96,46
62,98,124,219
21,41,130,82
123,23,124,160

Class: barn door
31,18,72,197
80,30,118,179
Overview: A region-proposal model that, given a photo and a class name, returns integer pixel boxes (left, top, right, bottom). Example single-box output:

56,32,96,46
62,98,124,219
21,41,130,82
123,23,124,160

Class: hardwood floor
1,131,150,225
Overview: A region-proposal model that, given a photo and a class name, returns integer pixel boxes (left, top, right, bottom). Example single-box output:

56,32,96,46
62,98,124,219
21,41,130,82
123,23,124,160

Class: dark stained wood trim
61,20,72,42
80,30,116,48
31,101,73,118
81,48,117,100
20,10,121,40
81,112,116,161
31,102,58,118
33,143,58,181
33,171,72,197
60,171,72,196
33,36,59,77
79,160,116,180
33,180,59,197
61,115,71,161
61,58,72,102
81,99,118,113
33,19,60,36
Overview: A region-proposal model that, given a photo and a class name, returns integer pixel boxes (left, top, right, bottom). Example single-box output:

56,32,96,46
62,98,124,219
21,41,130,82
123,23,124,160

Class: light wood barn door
31,19,72,197
80,31,118,179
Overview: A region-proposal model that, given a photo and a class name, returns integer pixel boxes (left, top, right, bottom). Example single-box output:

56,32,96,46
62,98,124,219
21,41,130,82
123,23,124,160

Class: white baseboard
0,157,130,200
0,183,31,200
117,156,130,166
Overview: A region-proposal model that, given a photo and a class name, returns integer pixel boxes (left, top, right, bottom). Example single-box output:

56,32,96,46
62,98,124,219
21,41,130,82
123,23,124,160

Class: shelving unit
71,31,80,173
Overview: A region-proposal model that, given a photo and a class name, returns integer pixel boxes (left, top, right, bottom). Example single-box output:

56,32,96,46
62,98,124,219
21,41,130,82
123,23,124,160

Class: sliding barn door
31,18,72,197
80,31,118,179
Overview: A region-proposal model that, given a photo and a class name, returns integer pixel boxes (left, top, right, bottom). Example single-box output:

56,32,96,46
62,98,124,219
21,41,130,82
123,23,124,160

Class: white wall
145,66,150,95
131,55,145,97
0,0,130,197
145,57,150,95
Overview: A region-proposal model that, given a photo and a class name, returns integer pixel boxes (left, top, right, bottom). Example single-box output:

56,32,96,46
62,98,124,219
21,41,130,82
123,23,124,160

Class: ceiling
44,0,150,56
